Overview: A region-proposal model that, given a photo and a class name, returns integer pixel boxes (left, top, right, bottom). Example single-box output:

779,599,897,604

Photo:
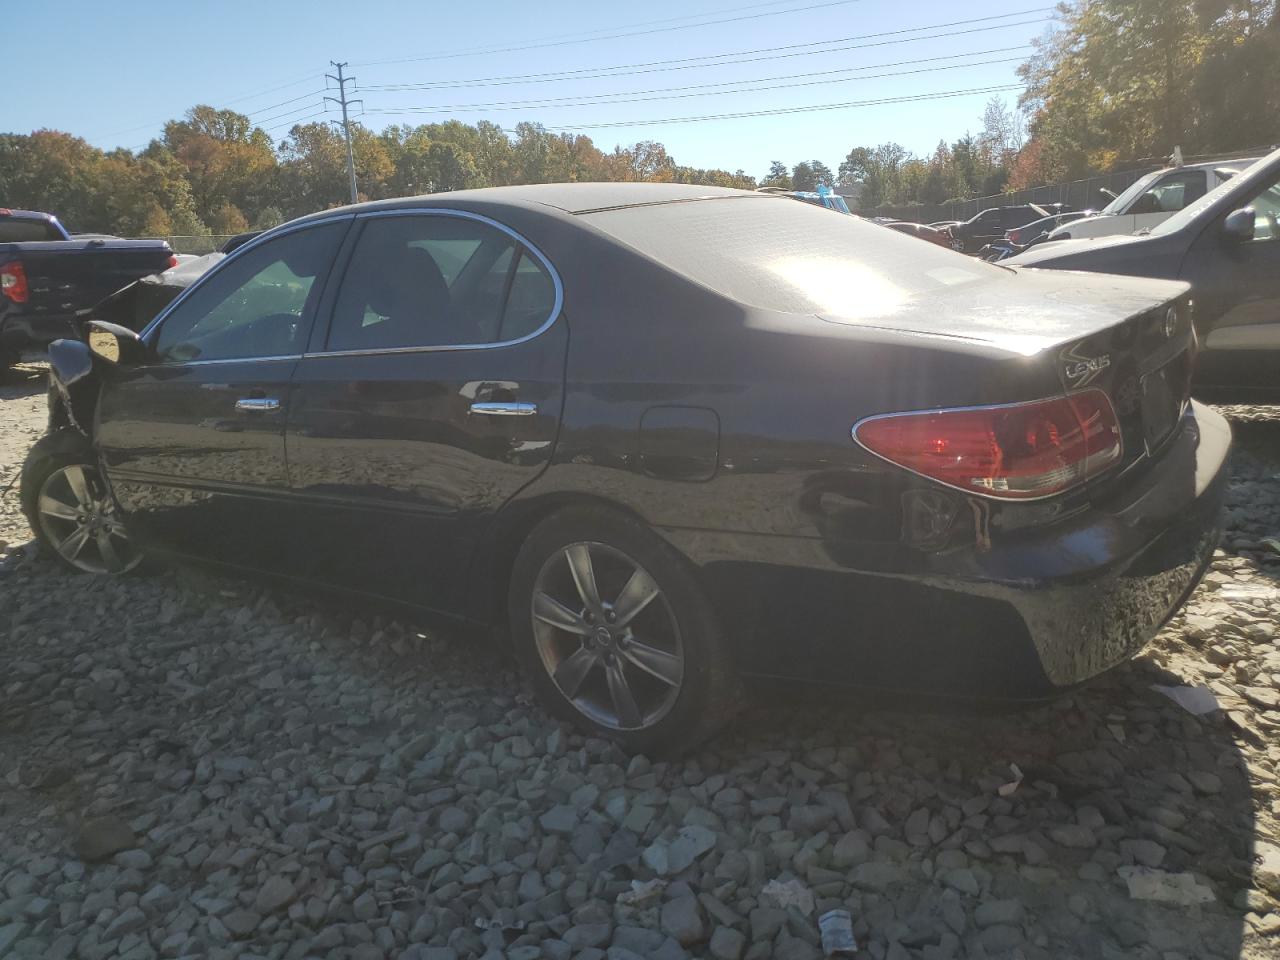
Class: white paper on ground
1151,683,1221,715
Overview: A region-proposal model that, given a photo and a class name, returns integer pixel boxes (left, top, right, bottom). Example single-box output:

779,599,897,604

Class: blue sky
11,0,1055,177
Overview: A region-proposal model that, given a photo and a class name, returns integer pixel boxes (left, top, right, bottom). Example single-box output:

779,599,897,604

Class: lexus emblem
1061,343,1111,387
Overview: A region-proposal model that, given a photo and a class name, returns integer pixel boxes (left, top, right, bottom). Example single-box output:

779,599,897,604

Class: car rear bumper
0,313,81,353
661,400,1231,701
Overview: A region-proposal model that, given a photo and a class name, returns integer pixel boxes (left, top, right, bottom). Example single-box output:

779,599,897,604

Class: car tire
20,430,145,575
508,506,740,754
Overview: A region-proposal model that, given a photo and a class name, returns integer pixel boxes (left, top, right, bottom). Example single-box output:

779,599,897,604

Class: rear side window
0,219,62,242
583,196,997,318
325,214,557,351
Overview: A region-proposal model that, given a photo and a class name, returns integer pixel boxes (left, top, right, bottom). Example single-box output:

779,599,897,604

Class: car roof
306,182,762,221
0,208,58,221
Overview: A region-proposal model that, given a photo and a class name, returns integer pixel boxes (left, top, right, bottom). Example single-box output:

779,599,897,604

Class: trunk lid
820,267,1195,477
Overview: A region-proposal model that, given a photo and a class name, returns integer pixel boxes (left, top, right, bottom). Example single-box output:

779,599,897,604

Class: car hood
818,263,1188,357
1005,232,1152,266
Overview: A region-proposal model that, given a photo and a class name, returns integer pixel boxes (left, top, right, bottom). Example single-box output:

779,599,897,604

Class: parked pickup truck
0,208,175,375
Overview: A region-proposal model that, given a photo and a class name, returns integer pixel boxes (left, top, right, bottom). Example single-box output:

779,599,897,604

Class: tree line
0,113,756,236
1,0,1275,233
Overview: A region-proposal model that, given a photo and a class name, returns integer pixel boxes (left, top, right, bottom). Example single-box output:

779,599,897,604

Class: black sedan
24,183,1229,752
1008,146,1280,401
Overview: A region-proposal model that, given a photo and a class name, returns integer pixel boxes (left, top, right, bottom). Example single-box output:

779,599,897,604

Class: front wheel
508,507,739,754
20,431,143,574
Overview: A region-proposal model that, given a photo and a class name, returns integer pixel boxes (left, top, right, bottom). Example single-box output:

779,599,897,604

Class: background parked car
0,207,175,376
882,221,952,247
1047,158,1259,241
26,183,1228,753
947,203,1060,254
1008,146,1280,401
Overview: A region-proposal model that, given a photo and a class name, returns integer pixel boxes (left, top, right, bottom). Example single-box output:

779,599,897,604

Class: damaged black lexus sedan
23,183,1229,752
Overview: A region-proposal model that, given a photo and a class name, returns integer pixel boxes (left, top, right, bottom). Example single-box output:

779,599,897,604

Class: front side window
153,222,345,363
1132,172,1206,214
326,214,557,351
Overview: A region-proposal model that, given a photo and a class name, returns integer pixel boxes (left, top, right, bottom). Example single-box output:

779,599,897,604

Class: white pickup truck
1046,158,1259,241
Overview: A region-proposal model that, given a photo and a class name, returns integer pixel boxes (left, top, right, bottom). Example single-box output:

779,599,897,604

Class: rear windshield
0,218,63,242
581,196,997,318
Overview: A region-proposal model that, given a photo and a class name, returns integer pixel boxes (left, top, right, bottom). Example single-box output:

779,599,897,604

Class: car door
96,218,350,567
282,210,566,615
1183,172,1280,394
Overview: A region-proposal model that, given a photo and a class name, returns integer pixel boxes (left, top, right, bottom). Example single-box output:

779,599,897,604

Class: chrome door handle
235,397,281,412
469,401,538,417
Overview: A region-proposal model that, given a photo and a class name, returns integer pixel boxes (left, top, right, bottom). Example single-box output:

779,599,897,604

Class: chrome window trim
135,212,358,346
305,207,565,359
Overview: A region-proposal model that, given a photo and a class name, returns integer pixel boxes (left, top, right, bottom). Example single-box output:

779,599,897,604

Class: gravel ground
2,364,1280,960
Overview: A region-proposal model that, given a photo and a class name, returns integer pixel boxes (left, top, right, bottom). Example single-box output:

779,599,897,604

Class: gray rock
849,861,906,892
254,875,297,914
73,817,137,862
831,831,870,868
104,906,148,940
564,924,612,949
974,899,1024,927
660,896,706,946
643,825,717,876
1120,839,1167,868
750,907,787,941
1049,824,1097,849
221,908,262,939
709,926,746,960
438,807,472,834
539,805,579,835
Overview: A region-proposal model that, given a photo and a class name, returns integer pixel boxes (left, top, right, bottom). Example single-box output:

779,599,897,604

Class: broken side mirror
1223,207,1256,242
85,319,149,365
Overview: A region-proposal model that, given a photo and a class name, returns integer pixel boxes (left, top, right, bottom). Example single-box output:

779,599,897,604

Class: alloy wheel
36,463,140,574
531,541,684,731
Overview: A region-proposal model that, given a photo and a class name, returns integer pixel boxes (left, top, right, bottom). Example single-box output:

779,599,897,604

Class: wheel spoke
96,529,124,573
63,464,94,508
612,567,661,627
533,592,591,636
38,494,80,522
553,646,598,699
565,544,602,613
605,658,642,728
59,525,92,560
620,638,683,687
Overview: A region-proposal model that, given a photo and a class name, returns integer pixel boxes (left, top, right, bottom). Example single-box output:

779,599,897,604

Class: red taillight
167,254,179,269
1008,229,1023,244
0,261,29,303
854,390,1122,500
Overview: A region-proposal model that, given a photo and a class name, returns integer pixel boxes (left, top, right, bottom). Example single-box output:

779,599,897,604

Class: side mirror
1223,207,1256,242
85,319,149,365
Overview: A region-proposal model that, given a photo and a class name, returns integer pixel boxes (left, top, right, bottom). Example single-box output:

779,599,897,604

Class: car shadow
0,360,49,398
720,649,1262,958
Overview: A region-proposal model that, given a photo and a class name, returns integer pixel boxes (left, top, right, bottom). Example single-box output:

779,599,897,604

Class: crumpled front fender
47,338,98,437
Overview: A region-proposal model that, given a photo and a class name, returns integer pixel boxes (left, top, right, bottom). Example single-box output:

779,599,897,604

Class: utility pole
325,61,363,204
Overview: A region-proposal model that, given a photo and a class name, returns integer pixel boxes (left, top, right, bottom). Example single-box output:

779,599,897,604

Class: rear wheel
509,507,739,754
21,432,143,574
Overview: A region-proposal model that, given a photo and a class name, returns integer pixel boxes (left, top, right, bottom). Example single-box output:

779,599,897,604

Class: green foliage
0,110,756,234
1019,0,1280,181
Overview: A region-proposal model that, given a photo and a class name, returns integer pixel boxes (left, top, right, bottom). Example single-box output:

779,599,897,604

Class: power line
357,0,840,64
360,9,1053,92
356,0,867,67
90,73,321,141
363,48,1030,114
243,90,328,120
518,83,1025,132
261,111,330,135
